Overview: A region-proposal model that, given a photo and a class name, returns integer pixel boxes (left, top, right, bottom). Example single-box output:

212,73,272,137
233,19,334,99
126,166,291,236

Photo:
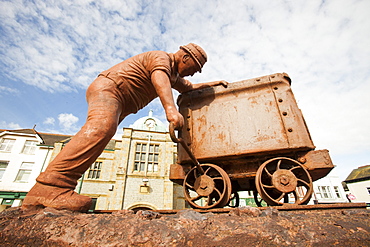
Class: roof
344,165,370,183
0,128,72,146
38,133,73,146
130,110,167,132
0,128,116,150
1,128,37,135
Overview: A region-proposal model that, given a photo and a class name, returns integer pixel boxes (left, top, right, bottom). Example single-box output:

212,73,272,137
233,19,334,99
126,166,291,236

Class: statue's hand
166,109,184,130
217,80,228,88
209,80,228,88
187,80,229,92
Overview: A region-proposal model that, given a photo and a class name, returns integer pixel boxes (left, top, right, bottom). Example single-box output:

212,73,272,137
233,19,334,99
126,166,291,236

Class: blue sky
1,0,369,181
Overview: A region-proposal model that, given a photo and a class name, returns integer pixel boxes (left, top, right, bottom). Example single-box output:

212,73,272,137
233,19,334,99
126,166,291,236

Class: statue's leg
22,77,123,212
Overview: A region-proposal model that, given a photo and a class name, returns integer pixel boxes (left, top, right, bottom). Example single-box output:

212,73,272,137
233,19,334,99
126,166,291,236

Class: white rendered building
0,129,70,211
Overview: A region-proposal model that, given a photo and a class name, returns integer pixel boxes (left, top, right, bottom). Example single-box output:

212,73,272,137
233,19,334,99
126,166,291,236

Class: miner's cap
180,43,207,72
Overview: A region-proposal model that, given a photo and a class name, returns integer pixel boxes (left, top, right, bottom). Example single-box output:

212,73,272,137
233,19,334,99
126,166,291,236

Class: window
333,186,341,198
0,161,9,180
88,198,98,212
147,144,159,172
134,143,159,172
87,161,102,179
317,186,333,199
1,199,14,206
22,140,38,155
14,162,34,182
134,143,146,172
0,139,15,152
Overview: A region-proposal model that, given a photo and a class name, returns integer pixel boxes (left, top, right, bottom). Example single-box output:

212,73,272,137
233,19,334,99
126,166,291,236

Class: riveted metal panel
177,73,315,164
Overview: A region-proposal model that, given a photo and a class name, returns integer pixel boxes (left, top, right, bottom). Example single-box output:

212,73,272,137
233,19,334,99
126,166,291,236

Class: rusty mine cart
169,73,334,209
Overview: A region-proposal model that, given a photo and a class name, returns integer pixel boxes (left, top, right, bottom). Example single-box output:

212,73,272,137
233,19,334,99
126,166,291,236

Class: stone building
75,111,185,211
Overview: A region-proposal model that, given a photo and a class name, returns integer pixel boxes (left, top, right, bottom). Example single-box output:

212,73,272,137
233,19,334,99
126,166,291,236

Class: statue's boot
22,77,123,212
22,172,92,212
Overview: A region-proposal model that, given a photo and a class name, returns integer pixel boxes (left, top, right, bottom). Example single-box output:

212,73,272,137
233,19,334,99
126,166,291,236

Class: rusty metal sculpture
22,43,228,212
170,73,334,209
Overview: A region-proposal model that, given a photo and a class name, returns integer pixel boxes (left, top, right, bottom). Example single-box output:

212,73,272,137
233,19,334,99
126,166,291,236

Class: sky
1,0,369,181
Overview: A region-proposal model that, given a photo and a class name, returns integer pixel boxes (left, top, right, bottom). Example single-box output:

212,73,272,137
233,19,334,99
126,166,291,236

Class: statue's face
178,55,200,78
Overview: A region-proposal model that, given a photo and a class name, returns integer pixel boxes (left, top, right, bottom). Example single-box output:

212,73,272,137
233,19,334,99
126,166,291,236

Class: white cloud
43,117,55,125
1,0,369,92
0,86,19,95
0,121,21,130
58,113,79,134
296,81,370,155
0,0,172,92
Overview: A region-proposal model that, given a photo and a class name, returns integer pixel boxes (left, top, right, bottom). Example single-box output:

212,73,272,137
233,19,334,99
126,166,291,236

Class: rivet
298,157,307,164
288,128,293,132
278,99,283,102
282,112,287,116
274,87,278,90
187,128,191,131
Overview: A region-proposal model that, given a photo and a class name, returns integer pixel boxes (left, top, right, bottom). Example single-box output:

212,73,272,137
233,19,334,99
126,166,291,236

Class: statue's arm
174,78,228,93
151,70,184,128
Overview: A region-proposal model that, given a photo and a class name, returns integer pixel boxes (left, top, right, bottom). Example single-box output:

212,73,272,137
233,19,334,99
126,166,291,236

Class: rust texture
22,43,229,212
170,73,334,209
1,206,369,246
177,73,315,163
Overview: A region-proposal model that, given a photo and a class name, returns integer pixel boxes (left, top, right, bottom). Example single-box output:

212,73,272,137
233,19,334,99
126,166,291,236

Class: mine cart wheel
255,157,313,206
253,190,268,207
227,191,240,208
253,190,288,207
183,163,232,209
